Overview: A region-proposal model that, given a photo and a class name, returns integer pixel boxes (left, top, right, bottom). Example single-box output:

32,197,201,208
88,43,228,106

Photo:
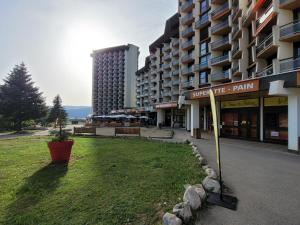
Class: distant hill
64,106,92,119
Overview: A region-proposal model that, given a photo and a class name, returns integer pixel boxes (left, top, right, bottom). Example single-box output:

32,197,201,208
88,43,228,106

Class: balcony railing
172,69,180,76
279,0,300,9
163,81,172,87
181,67,194,75
173,90,180,95
210,36,229,50
211,2,229,19
194,55,210,71
211,19,229,34
163,44,171,52
172,59,180,67
210,54,229,65
211,70,230,82
255,64,274,77
182,39,194,50
181,53,194,63
163,72,172,79
256,3,275,32
195,12,209,29
280,20,300,40
280,57,300,73
181,26,194,37
256,33,273,55
163,53,171,61
181,0,194,12
163,91,172,97
182,80,194,88
162,63,171,70
173,80,180,85
172,49,180,57
181,13,194,25
172,39,180,47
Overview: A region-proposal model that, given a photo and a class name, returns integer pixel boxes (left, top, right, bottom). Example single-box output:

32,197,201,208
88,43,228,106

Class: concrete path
174,130,300,225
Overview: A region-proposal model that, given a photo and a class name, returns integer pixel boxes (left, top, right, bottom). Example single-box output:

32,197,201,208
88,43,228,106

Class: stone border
162,142,220,225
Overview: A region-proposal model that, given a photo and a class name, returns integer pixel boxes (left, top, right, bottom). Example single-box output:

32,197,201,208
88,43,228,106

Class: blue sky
0,0,178,105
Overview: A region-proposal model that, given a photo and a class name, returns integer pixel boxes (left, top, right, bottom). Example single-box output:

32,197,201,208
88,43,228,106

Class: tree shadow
4,163,68,224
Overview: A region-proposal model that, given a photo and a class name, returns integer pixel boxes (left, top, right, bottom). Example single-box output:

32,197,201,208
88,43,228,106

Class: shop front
156,102,186,128
263,97,288,143
220,99,260,140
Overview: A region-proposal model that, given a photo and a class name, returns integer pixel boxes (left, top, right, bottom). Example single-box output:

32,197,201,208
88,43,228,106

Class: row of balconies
180,0,194,13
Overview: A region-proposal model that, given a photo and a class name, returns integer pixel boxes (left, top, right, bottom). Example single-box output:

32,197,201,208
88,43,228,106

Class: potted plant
47,95,73,163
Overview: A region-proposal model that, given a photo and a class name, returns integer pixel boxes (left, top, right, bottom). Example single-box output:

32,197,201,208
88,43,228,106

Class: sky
0,0,178,106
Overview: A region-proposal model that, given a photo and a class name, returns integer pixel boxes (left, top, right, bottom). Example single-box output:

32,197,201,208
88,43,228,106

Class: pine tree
0,63,47,131
47,95,68,129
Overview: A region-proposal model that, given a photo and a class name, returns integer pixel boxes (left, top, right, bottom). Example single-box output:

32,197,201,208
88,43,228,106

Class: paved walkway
174,130,300,225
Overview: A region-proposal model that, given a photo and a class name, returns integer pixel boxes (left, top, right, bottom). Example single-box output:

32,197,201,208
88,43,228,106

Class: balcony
181,26,194,38
182,39,194,51
162,63,171,70
181,80,194,89
163,81,172,88
279,0,300,9
255,2,278,35
172,80,180,85
194,55,210,71
280,20,300,42
181,13,194,25
163,44,171,52
256,33,277,58
232,63,242,77
181,53,194,64
242,4,255,27
210,54,230,66
210,36,230,51
211,19,230,35
280,57,300,73
172,69,180,76
232,19,242,41
150,54,157,61
163,90,172,97
172,49,180,57
163,72,172,79
181,67,194,76
181,0,194,13
163,53,171,61
172,39,180,47
211,0,227,4
172,59,180,67
211,70,230,82
255,64,274,77
232,42,242,59
211,2,230,21
195,12,210,30
173,89,180,95
232,7,242,23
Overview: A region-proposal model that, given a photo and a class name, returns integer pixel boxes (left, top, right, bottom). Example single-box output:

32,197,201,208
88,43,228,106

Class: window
199,72,207,84
200,42,208,56
294,42,300,58
200,0,208,14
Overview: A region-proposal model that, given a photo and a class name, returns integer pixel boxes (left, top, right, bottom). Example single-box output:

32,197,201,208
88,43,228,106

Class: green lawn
0,137,204,225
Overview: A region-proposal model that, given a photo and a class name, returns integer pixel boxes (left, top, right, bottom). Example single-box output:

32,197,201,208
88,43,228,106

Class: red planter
48,140,74,163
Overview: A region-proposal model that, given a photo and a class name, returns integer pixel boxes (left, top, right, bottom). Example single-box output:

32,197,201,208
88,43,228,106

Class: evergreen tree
0,63,47,131
47,95,68,128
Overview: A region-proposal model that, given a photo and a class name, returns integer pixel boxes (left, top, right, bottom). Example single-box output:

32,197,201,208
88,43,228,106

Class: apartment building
135,13,186,127
91,44,139,115
136,0,300,151
178,0,300,151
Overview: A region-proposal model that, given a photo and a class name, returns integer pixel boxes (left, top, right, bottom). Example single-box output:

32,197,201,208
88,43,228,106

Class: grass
0,136,205,225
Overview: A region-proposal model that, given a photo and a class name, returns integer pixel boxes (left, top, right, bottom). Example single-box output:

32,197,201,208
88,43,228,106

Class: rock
198,157,206,166
195,153,201,158
202,165,210,170
173,202,192,223
205,168,218,179
163,213,182,225
189,142,194,146
202,177,221,193
183,186,201,210
192,184,207,201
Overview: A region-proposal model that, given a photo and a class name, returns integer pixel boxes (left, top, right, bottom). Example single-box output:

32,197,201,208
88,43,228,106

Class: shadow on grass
4,163,68,224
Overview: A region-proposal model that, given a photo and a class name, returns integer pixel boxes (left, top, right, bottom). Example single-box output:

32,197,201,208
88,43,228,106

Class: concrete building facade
136,0,300,151
91,44,139,115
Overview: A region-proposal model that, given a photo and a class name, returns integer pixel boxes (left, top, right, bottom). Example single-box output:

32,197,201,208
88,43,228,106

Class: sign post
206,89,238,210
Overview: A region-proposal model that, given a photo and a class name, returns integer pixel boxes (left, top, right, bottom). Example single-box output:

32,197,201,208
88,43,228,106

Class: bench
115,127,141,137
74,127,96,135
